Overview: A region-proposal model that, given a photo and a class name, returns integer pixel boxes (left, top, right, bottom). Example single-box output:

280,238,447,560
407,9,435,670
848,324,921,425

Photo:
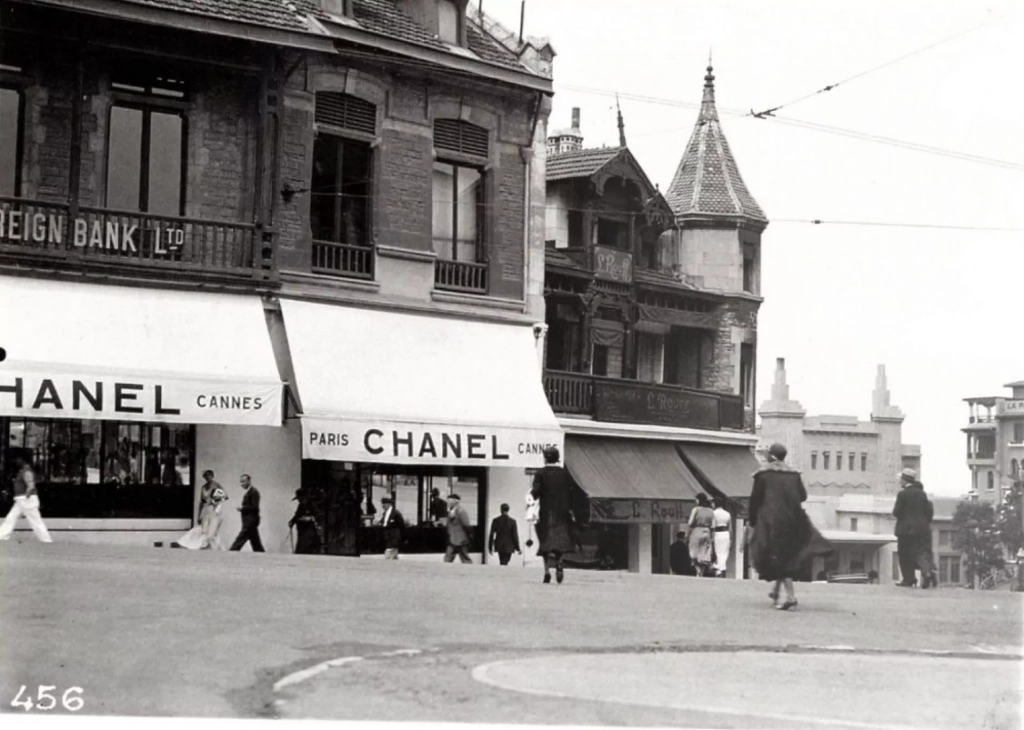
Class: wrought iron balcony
311,239,374,280
0,196,273,282
543,369,747,431
435,259,488,295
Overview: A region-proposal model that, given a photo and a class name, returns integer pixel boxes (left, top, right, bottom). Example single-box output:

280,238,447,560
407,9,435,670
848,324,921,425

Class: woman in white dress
712,498,732,578
178,486,229,550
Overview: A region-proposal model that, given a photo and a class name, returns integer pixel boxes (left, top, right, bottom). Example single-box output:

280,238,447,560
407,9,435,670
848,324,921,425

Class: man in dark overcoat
378,495,406,560
488,503,522,566
893,468,936,588
530,446,576,584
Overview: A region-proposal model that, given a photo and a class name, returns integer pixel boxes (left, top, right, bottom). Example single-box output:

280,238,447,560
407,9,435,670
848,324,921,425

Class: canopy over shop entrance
0,276,282,425
676,442,762,510
565,436,704,523
279,299,563,468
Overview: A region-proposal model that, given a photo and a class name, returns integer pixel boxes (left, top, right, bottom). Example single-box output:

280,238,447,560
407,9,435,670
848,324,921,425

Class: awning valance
280,300,562,467
566,436,704,523
677,443,761,501
0,276,283,425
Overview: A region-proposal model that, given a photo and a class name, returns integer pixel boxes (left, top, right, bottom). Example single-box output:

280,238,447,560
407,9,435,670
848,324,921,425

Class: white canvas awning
280,299,563,467
0,276,282,426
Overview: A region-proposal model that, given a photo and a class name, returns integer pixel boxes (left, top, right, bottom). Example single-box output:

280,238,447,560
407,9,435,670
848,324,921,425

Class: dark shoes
556,566,564,584
775,598,798,611
543,572,551,584
896,581,917,588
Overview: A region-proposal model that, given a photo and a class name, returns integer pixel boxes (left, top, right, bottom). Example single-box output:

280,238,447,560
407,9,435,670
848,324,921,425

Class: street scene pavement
0,542,1021,729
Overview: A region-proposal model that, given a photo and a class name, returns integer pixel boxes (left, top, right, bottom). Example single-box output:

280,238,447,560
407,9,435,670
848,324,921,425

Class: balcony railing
435,259,488,295
0,196,270,280
311,239,374,280
543,369,747,432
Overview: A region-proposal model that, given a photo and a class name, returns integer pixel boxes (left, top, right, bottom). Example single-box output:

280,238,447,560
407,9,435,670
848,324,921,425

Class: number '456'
10,685,84,712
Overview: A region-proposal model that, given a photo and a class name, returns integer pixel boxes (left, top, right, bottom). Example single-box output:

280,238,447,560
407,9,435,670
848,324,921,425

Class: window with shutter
315,92,377,136
433,119,489,158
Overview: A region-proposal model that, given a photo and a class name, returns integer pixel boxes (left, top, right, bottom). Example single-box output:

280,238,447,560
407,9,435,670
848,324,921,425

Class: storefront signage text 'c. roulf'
302,418,564,468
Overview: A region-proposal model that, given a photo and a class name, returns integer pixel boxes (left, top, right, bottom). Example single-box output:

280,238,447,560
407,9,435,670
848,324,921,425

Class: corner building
538,66,763,576
0,0,561,558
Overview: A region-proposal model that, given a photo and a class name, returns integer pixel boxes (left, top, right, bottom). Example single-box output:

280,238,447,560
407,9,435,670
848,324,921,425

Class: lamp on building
280,182,310,204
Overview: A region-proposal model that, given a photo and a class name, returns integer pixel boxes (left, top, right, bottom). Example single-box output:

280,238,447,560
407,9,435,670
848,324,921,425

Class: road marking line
472,660,932,730
273,662,332,691
274,648,425,693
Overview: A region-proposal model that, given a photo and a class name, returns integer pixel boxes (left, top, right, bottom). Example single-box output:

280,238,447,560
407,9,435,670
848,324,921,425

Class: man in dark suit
444,493,473,564
893,468,936,588
488,503,521,566
230,474,264,552
670,530,694,576
378,495,405,560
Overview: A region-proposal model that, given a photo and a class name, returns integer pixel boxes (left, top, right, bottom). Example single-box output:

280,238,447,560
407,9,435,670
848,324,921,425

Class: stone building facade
963,380,1024,505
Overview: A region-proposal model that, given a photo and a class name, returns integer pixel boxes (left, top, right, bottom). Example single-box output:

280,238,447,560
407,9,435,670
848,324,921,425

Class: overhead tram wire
747,10,1010,119
555,83,1024,172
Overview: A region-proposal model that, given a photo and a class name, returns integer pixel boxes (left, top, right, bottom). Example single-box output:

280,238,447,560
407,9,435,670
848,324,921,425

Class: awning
677,443,761,500
280,299,562,467
0,276,282,425
566,436,704,523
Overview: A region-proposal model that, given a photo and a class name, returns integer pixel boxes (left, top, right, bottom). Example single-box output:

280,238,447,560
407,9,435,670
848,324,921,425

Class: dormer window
438,0,464,46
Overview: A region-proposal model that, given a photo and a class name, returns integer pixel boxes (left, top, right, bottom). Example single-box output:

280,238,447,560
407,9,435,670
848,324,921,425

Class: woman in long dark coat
530,446,576,584
748,442,833,610
289,488,323,555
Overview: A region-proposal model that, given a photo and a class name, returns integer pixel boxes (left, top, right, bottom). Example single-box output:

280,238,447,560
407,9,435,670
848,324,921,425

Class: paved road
0,542,1020,728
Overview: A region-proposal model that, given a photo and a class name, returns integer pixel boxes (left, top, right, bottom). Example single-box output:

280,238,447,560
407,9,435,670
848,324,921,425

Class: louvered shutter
315,92,377,135
433,119,489,158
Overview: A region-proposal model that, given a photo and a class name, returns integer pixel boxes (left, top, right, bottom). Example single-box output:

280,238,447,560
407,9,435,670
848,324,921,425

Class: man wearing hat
893,468,936,588
378,494,406,560
444,493,473,564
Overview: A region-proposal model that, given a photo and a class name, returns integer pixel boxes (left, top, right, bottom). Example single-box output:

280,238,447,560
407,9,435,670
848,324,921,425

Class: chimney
571,107,580,131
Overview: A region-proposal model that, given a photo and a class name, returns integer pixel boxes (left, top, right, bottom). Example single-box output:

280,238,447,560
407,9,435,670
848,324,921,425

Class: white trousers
714,531,731,574
0,495,54,542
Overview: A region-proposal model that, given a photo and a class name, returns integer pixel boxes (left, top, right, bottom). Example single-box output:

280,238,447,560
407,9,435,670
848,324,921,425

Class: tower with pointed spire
871,365,905,495
757,358,808,468
665,64,767,295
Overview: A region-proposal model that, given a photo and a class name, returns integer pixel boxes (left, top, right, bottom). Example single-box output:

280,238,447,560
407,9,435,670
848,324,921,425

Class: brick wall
705,296,759,394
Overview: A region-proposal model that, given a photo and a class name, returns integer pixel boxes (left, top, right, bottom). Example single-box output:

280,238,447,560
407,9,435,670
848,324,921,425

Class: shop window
432,161,484,263
823,451,830,470
811,451,817,470
848,549,865,574
861,452,868,471
2,419,192,519
739,343,754,408
849,452,855,471
0,86,23,197
106,105,185,216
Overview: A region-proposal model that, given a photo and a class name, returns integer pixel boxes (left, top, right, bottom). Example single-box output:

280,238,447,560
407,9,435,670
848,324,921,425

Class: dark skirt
537,521,576,555
750,510,833,581
294,524,322,554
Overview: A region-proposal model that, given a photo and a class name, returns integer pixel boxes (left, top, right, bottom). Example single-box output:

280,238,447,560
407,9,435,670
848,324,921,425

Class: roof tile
546,146,622,181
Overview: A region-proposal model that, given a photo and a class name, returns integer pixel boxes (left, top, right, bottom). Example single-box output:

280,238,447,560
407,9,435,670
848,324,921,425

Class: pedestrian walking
670,530,694,576
748,443,833,610
687,493,715,576
288,487,323,555
378,495,405,560
712,498,732,578
443,493,473,564
488,503,521,566
893,468,936,589
229,474,265,552
197,469,223,522
429,488,448,525
178,484,229,550
530,446,576,584
0,455,53,543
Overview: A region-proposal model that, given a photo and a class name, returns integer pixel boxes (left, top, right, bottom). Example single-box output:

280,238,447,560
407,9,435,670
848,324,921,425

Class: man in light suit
444,493,473,564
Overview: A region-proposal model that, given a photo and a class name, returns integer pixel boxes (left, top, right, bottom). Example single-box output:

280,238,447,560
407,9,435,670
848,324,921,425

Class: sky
482,0,1024,496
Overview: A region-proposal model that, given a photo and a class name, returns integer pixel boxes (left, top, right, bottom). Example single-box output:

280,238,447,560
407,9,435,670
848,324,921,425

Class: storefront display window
1,418,194,519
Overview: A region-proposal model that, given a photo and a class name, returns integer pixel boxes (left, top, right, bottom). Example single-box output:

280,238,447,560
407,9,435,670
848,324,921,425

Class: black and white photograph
0,0,1022,728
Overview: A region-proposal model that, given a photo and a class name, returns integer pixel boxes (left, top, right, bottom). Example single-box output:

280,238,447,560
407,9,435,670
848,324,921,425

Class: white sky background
481,0,1024,496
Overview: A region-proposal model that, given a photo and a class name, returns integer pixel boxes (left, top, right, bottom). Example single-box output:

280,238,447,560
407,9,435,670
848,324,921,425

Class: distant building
963,381,1024,505
758,359,924,584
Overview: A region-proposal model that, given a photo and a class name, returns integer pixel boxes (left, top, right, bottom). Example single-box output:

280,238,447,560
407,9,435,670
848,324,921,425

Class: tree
996,481,1023,556
952,500,1004,587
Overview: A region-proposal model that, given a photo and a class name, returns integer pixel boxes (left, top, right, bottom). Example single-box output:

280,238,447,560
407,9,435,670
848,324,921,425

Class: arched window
987,472,995,491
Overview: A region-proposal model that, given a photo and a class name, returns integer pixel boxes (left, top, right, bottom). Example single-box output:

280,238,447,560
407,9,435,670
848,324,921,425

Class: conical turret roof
665,65,767,225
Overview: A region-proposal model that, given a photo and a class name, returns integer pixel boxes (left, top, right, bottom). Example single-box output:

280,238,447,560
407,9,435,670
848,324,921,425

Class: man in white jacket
0,454,53,542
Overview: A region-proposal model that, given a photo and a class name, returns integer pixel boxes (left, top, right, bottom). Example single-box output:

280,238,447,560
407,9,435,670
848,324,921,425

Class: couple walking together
178,471,264,551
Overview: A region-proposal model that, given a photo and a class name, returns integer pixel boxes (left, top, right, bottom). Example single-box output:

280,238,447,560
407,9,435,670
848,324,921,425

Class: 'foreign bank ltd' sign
0,208,185,255
302,417,564,468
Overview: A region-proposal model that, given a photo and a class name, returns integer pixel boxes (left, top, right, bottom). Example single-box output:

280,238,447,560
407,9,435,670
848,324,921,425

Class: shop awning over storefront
279,299,563,468
677,443,762,501
0,276,283,426
566,436,704,523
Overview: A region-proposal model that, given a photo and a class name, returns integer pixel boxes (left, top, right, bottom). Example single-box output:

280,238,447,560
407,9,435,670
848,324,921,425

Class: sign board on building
590,497,692,524
592,380,720,430
593,245,633,284
1003,400,1024,415
0,207,184,255
301,417,564,468
0,373,282,426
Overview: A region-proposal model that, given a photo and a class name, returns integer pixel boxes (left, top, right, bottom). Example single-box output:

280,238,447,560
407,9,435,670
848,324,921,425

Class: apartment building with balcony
963,380,1024,504
0,0,562,558
537,66,761,576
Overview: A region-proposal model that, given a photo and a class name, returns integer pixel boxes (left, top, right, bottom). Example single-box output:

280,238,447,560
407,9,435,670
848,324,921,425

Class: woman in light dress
712,498,732,578
687,493,716,576
178,486,229,550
